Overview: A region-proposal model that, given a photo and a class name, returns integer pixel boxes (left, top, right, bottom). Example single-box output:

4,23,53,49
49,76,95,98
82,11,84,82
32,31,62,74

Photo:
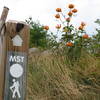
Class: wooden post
0,7,9,100
4,20,30,100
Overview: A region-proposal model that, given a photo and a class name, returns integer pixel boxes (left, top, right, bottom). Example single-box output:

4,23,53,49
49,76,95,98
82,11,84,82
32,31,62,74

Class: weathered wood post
0,7,9,100
4,20,30,100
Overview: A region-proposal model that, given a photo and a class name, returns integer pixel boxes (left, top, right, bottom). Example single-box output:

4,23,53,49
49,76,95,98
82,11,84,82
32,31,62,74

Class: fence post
4,20,30,100
0,7,9,100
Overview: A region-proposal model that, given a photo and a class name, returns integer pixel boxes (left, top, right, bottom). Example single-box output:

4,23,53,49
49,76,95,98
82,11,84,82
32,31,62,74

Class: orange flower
78,25,84,30
56,24,61,29
82,34,89,39
72,9,78,13
68,4,74,9
68,11,73,16
81,22,86,26
43,26,49,30
56,8,62,12
55,14,60,18
66,17,71,22
66,42,73,47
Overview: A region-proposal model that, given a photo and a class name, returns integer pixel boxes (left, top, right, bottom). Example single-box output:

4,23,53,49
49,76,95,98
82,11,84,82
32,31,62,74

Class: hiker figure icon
10,79,21,98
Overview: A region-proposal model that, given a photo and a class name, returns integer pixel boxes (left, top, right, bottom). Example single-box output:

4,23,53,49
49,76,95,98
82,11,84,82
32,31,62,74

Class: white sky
0,0,100,36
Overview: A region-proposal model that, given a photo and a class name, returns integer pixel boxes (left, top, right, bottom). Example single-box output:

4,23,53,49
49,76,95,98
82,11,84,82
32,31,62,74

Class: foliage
26,5,100,58
46,32,59,49
27,49,100,100
25,18,48,49
54,4,90,60
26,3,100,100
26,18,58,49
89,19,100,57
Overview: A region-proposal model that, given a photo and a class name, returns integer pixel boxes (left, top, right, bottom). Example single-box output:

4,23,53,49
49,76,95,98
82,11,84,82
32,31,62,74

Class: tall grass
27,48,100,100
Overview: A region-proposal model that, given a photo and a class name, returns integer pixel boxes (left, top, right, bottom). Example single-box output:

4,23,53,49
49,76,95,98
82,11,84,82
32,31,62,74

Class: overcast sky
0,0,100,36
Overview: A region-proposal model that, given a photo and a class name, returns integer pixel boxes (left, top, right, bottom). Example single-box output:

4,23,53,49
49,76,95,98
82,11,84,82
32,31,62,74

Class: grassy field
27,48,100,100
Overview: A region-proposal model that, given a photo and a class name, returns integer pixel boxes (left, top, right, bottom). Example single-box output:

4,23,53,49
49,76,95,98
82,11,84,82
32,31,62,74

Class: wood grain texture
5,21,30,52
0,27,7,100
4,21,30,100
0,7,9,100
0,7,9,33
0,7,9,21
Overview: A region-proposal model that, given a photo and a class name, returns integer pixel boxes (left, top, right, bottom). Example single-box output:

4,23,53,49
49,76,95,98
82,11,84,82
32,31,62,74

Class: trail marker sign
12,35,23,46
4,21,30,100
4,52,27,100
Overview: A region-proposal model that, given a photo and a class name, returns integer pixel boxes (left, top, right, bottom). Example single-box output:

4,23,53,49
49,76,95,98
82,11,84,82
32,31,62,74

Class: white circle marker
10,64,23,78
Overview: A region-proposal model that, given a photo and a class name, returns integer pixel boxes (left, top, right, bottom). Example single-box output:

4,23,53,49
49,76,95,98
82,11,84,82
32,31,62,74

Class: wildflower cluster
54,4,89,47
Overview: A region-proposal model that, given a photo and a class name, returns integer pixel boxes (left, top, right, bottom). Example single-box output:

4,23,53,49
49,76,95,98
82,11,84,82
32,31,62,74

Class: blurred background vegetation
25,17,100,58
25,17,58,49
26,4,100,100
26,18,100,100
